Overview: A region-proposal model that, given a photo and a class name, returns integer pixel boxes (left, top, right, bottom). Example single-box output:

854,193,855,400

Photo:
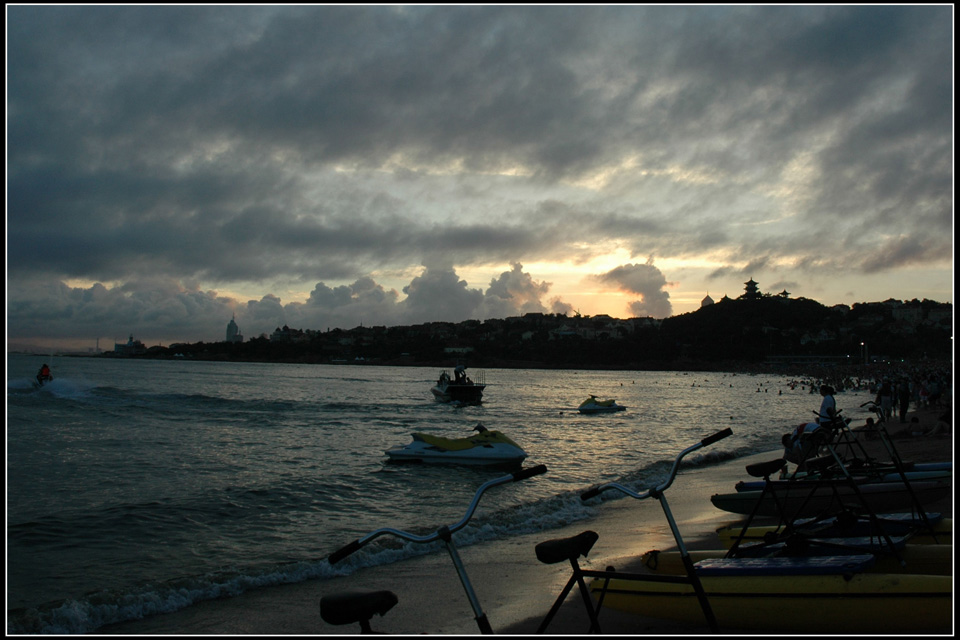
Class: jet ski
578,395,626,414
385,424,527,467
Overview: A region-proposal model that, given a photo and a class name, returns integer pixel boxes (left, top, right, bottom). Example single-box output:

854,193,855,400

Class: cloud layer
7,6,953,348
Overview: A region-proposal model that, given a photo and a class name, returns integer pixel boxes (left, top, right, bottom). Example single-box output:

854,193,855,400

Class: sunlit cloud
7,5,952,350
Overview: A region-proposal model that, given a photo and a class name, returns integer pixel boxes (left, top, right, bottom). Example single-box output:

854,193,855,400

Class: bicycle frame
578,428,732,632
327,464,548,634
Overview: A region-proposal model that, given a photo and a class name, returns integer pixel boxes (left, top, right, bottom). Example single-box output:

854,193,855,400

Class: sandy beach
99,407,952,635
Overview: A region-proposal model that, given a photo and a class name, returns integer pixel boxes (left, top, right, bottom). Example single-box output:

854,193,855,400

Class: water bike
323,464,547,633
538,429,949,634
577,395,626,414
34,375,54,388
385,424,528,467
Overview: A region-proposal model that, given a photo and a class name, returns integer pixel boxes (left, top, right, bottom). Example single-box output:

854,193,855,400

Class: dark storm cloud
7,5,953,346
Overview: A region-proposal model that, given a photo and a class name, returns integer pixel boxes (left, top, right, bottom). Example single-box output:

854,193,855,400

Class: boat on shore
715,513,952,547
384,424,527,467
590,559,952,633
710,478,951,518
638,539,953,576
734,465,952,491
577,395,626,414
430,366,485,404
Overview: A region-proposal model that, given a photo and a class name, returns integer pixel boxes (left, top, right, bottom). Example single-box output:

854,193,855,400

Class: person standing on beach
876,379,894,422
897,378,911,423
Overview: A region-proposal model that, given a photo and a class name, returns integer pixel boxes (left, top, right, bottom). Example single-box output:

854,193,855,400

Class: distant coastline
14,296,950,375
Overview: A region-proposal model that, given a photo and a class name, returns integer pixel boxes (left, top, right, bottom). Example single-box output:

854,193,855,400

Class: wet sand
100,408,952,635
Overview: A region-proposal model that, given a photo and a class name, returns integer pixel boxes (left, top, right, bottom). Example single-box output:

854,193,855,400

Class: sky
6,5,954,352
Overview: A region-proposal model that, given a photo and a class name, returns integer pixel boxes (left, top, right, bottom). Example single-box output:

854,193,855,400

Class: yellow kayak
591,568,952,633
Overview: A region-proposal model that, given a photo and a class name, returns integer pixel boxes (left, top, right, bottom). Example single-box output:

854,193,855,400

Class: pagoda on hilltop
741,278,762,300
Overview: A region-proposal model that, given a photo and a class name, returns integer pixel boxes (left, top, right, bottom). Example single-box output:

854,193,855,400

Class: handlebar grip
581,487,602,501
328,539,363,565
512,464,547,482
701,427,732,447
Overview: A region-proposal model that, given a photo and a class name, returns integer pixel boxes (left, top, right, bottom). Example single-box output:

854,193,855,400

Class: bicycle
322,464,548,634
535,428,732,634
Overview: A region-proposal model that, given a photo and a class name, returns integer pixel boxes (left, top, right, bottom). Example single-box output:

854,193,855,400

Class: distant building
701,294,715,308
114,334,146,356
226,314,243,343
741,278,762,300
270,325,307,343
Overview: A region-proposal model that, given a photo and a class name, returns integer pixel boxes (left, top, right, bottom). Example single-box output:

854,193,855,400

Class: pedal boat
578,396,626,414
735,465,952,491
715,513,952,547
710,478,951,518
590,555,952,633
385,424,527,467
638,539,953,576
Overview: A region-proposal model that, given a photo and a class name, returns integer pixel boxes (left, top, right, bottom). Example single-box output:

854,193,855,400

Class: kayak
710,479,951,518
590,559,952,633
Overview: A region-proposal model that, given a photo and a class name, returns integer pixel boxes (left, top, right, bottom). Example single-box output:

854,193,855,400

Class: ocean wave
6,559,342,634
7,445,756,634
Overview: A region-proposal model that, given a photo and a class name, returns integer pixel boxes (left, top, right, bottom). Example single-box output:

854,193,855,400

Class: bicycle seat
320,589,398,626
745,458,786,478
535,530,599,565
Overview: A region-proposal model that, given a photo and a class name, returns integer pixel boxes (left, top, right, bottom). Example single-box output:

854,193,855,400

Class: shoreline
97,408,952,635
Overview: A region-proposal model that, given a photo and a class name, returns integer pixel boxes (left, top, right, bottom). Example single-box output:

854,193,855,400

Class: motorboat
385,424,527,467
577,395,626,414
430,365,485,404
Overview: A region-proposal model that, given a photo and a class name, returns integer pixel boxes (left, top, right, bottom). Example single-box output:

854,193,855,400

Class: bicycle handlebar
328,464,548,565
700,427,733,447
580,428,732,502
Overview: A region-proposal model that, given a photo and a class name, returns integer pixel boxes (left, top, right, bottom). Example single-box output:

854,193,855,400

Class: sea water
6,353,876,633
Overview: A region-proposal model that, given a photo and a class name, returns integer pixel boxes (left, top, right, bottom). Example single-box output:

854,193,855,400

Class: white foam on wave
7,376,97,397
8,559,345,634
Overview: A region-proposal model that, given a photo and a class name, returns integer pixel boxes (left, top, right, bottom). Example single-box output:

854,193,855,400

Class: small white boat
578,395,626,414
385,424,527,467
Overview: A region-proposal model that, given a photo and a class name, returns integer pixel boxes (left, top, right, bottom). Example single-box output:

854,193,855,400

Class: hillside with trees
124,291,952,371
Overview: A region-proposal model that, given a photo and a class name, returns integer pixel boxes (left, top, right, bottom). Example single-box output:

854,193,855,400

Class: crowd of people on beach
797,362,951,437
797,363,949,408
780,360,952,468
